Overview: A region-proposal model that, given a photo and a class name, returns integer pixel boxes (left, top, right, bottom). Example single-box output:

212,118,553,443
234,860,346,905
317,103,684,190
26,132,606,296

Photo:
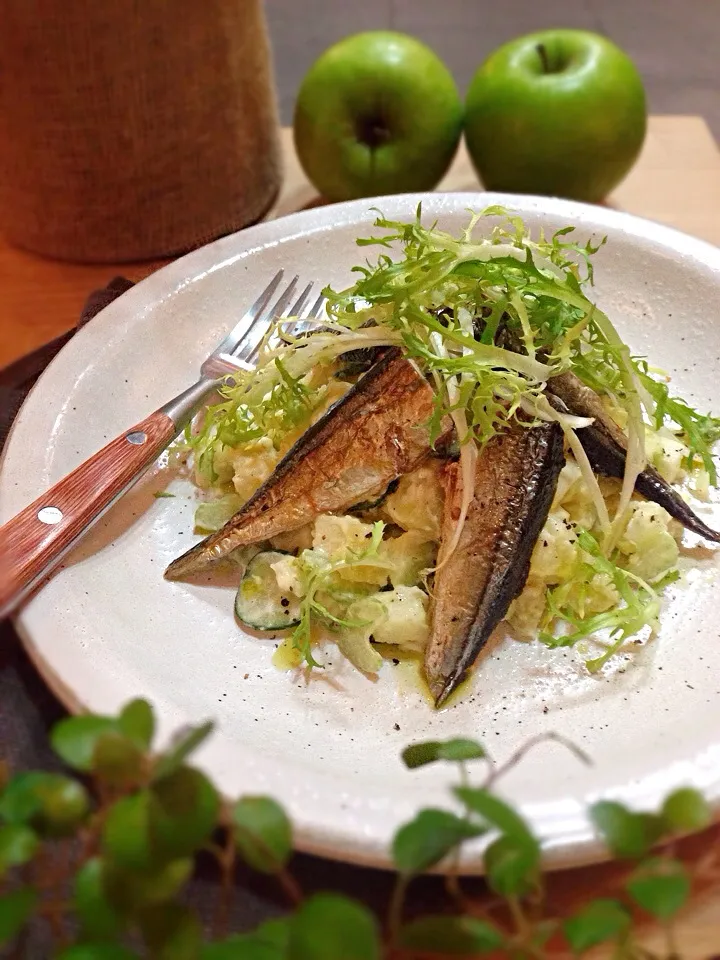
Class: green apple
293,31,463,202
465,29,647,203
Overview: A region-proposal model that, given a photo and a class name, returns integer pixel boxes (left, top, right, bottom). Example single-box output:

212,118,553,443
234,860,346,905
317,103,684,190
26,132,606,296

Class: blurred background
266,0,720,138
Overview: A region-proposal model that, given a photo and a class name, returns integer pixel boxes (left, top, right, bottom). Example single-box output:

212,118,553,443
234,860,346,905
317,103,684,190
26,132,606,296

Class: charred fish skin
165,349,453,580
425,420,565,707
495,326,720,542
548,370,720,543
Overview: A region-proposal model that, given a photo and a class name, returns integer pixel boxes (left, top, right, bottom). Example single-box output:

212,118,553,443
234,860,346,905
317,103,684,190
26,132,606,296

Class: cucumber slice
235,551,301,631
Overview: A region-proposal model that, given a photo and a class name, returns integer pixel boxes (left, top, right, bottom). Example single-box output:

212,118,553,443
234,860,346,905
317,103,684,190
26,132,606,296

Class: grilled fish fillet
425,420,565,706
165,349,452,580
548,370,720,543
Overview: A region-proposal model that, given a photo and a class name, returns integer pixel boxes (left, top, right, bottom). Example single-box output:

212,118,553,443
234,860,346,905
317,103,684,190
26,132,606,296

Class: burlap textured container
0,0,281,262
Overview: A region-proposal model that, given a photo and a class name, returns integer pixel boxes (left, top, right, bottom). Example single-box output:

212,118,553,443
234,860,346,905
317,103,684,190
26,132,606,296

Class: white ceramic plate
3,193,720,873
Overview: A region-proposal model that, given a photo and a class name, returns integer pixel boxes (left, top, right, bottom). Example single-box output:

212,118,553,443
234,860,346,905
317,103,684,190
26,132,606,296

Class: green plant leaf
563,899,630,953
102,791,156,871
0,888,36,947
74,858,125,941
288,893,379,960
589,801,662,860
0,772,85,837
139,902,202,960
51,715,117,771
661,788,711,833
399,915,504,954
626,858,690,920
152,721,214,781
201,920,290,959
55,946,140,960
402,738,487,769
118,699,155,751
33,775,90,839
392,809,485,875
92,732,144,788
0,823,38,870
152,766,220,860
454,787,537,848
0,771,50,823
232,796,292,874
483,834,540,897
103,859,193,916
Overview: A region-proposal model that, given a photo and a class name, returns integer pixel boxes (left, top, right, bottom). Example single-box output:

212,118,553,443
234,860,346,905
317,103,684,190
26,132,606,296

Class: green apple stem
536,43,551,74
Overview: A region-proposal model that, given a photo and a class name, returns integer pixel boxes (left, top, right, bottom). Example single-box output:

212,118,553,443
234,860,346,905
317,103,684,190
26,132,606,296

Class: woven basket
0,0,281,263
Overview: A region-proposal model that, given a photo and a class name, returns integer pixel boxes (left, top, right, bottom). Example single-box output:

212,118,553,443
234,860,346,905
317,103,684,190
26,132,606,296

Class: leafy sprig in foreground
0,699,714,958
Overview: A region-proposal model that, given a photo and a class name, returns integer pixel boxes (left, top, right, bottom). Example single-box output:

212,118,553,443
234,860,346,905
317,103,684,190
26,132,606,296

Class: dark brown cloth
0,284,446,952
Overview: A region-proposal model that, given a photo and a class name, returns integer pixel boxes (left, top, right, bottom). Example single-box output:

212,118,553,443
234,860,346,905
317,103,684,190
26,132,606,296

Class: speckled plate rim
3,192,720,874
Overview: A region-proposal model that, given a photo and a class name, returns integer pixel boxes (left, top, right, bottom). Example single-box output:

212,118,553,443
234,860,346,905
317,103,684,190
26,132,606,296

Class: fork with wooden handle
0,271,326,619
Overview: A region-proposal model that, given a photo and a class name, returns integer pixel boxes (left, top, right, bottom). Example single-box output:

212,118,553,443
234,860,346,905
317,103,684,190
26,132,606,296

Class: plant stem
278,868,303,907
387,875,409,944
486,732,590,789
663,919,680,960
536,43,551,74
212,832,237,939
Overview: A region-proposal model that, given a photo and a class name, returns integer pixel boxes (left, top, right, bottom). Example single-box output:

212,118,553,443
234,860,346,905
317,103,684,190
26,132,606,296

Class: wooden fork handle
0,411,176,619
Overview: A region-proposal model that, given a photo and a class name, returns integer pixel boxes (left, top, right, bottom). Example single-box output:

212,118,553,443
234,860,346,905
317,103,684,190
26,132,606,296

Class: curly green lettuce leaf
289,521,387,668
634,361,720,484
540,529,667,671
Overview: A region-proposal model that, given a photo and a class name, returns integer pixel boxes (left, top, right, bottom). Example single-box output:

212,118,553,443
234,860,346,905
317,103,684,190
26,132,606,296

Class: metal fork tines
0,269,329,620
204,275,327,381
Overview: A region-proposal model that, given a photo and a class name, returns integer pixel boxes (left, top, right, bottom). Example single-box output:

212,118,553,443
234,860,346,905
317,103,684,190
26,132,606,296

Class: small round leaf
152,766,220,860
51,715,117,771
0,823,38,870
102,791,156,871
92,732,144,788
0,771,49,824
103,858,193,916
392,809,485,875
0,772,88,837
484,834,539,897
152,721,214,782
74,857,125,941
201,919,290,959
626,858,690,920
399,915,504,954
288,893,380,960
563,899,630,953
33,775,90,838
589,801,658,860
454,787,537,848
232,796,292,874
0,888,37,947
118,699,155,750
662,787,711,833
55,946,139,960
402,738,486,769
139,902,202,960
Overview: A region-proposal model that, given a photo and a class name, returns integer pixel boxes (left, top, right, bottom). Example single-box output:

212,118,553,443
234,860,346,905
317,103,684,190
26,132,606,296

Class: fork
0,271,326,619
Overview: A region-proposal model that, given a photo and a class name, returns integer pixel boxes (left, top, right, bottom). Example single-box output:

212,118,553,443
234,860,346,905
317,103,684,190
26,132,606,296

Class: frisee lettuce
539,529,671,671
634,360,720,484
289,521,387,668
180,207,717,673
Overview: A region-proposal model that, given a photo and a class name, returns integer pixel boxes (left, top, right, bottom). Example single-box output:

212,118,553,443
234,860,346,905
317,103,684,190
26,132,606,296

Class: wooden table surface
3,118,720,955
3,117,720,369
